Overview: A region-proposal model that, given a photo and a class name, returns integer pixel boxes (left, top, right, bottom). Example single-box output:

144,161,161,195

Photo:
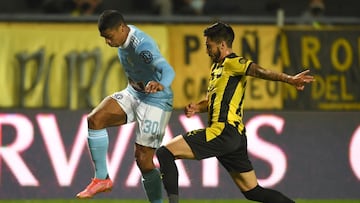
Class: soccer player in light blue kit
76,10,175,203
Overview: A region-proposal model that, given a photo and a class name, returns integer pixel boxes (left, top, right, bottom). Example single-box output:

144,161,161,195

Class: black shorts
182,122,253,173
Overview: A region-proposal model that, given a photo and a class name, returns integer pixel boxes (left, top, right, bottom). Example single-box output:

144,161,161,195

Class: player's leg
220,129,294,203
135,103,172,203
230,170,295,203
156,135,196,203
77,91,133,199
135,144,163,203
87,96,127,178
157,126,222,203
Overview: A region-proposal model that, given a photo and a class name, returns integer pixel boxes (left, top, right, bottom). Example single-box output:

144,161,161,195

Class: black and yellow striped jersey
207,53,252,133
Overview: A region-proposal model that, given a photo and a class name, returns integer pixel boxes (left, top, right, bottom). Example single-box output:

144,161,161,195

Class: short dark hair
98,10,125,32
204,22,234,48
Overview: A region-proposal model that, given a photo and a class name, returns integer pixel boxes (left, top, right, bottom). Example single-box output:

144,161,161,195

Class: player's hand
145,81,164,93
184,102,199,118
289,69,315,91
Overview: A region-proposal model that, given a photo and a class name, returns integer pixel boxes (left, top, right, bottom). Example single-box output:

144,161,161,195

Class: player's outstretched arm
288,69,315,90
246,63,315,91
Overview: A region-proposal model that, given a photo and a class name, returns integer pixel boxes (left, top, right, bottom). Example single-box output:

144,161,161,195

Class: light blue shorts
111,90,172,148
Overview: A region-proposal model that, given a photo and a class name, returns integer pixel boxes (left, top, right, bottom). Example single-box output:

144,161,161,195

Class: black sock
156,146,179,196
243,185,295,203
169,194,179,203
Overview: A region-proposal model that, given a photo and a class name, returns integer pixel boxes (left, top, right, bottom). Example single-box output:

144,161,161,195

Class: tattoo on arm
247,63,291,83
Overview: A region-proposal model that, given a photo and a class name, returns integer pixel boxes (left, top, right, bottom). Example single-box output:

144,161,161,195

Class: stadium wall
0,18,359,200
0,22,359,110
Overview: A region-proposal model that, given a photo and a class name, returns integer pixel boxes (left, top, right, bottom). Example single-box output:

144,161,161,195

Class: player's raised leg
76,97,126,199
76,128,113,199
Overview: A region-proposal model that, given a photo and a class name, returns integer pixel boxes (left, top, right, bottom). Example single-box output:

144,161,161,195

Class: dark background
1,109,359,199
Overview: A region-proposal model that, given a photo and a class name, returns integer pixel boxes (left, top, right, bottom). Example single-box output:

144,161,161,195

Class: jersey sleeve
137,39,175,88
156,60,175,87
226,57,253,75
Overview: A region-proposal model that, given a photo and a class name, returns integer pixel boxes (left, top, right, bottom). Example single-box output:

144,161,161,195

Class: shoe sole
76,187,113,199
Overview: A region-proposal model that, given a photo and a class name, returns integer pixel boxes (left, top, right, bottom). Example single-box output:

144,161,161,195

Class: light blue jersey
118,25,175,111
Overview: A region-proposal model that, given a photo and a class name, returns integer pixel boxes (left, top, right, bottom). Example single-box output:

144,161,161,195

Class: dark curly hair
203,22,234,48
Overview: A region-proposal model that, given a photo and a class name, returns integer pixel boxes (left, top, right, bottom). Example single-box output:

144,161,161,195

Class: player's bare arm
246,63,315,90
145,81,164,93
184,99,208,118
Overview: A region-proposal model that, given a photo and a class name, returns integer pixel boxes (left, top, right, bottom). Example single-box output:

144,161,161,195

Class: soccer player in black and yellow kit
156,22,314,203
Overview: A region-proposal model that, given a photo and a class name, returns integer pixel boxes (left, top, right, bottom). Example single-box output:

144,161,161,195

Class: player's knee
135,148,155,172
87,112,104,129
155,146,165,159
87,113,97,128
156,146,174,162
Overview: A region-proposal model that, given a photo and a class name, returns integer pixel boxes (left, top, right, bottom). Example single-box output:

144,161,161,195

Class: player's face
100,24,127,47
205,37,221,63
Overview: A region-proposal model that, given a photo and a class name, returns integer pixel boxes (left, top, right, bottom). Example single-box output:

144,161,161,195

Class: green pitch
0,200,359,203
